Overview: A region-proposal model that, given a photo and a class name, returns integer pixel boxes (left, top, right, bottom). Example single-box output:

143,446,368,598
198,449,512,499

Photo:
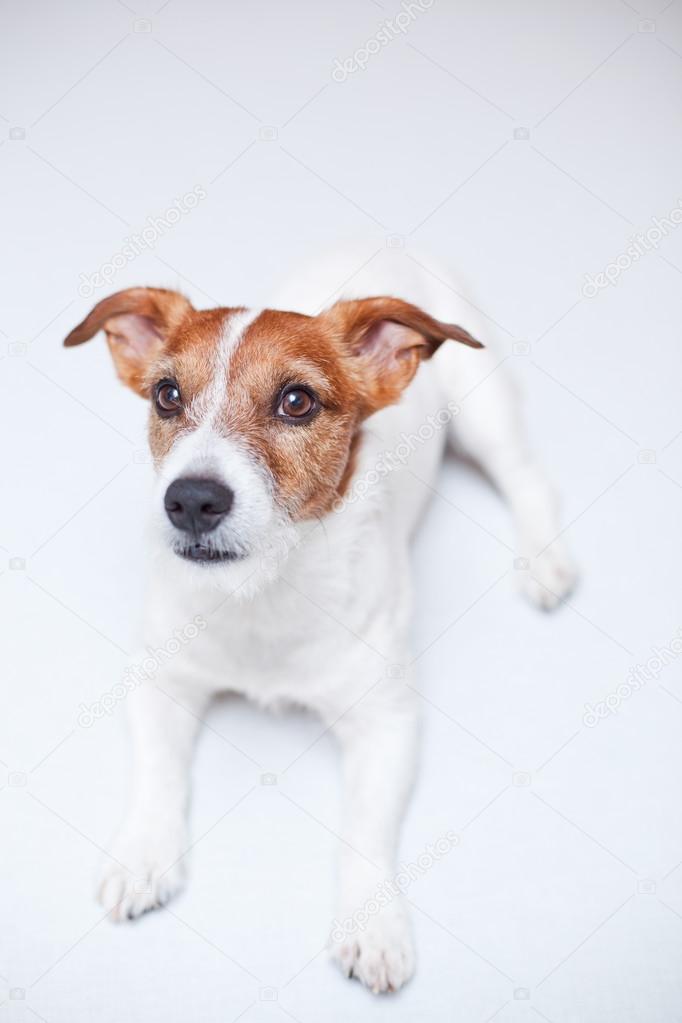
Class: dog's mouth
175,543,244,564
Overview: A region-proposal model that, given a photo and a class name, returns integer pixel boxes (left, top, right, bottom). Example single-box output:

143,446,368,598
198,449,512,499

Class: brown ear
322,297,483,414
64,287,193,396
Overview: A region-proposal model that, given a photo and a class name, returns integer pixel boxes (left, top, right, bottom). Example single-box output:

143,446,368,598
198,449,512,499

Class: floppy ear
322,296,483,415
64,287,193,396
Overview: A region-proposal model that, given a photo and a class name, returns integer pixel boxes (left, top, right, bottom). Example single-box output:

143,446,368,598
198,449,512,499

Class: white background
1,1,682,1020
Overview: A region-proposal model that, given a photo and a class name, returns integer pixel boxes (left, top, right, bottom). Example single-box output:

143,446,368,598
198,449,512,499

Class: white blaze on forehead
188,307,263,426
155,305,278,555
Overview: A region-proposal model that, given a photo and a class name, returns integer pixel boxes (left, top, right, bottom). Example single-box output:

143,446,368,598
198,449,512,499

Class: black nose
164,477,234,535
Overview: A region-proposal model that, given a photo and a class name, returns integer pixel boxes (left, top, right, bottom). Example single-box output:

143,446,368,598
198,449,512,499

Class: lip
175,544,244,564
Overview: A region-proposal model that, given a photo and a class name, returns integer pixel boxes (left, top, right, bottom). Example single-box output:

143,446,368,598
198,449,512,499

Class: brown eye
154,379,182,417
277,386,317,422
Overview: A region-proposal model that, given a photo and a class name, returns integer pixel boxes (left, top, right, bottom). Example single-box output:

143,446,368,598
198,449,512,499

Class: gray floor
2,1,682,1020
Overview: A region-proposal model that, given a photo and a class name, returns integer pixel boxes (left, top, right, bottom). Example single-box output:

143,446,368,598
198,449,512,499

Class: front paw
98,825,186,921
331,902,415,994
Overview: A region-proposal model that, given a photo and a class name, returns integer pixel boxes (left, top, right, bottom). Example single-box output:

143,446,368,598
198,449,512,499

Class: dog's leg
98,674,209,920
480,440,577,609
329,693,418,994
436,344,577,608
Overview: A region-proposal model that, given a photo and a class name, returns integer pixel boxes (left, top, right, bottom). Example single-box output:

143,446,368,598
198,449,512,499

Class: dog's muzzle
164,477,241,563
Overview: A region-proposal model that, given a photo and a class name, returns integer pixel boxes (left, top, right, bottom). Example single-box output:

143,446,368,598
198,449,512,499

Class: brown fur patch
146,308,235,466
65,290,481,520
212,309,361,519
64,287,193,396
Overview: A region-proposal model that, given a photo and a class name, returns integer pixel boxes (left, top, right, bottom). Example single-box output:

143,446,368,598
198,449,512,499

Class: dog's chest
147,559,389,710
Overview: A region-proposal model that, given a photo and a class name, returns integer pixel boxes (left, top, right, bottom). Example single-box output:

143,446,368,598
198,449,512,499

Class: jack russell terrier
64,244,575,994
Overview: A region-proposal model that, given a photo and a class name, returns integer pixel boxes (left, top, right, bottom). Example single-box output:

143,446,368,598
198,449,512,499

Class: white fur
187,306,262,425
100,244,576,992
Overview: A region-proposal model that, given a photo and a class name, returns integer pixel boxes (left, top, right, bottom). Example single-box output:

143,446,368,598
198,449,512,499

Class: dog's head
65,287,480,593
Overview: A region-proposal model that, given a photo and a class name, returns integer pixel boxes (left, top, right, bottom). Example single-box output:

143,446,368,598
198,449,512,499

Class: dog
64,244,575,994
